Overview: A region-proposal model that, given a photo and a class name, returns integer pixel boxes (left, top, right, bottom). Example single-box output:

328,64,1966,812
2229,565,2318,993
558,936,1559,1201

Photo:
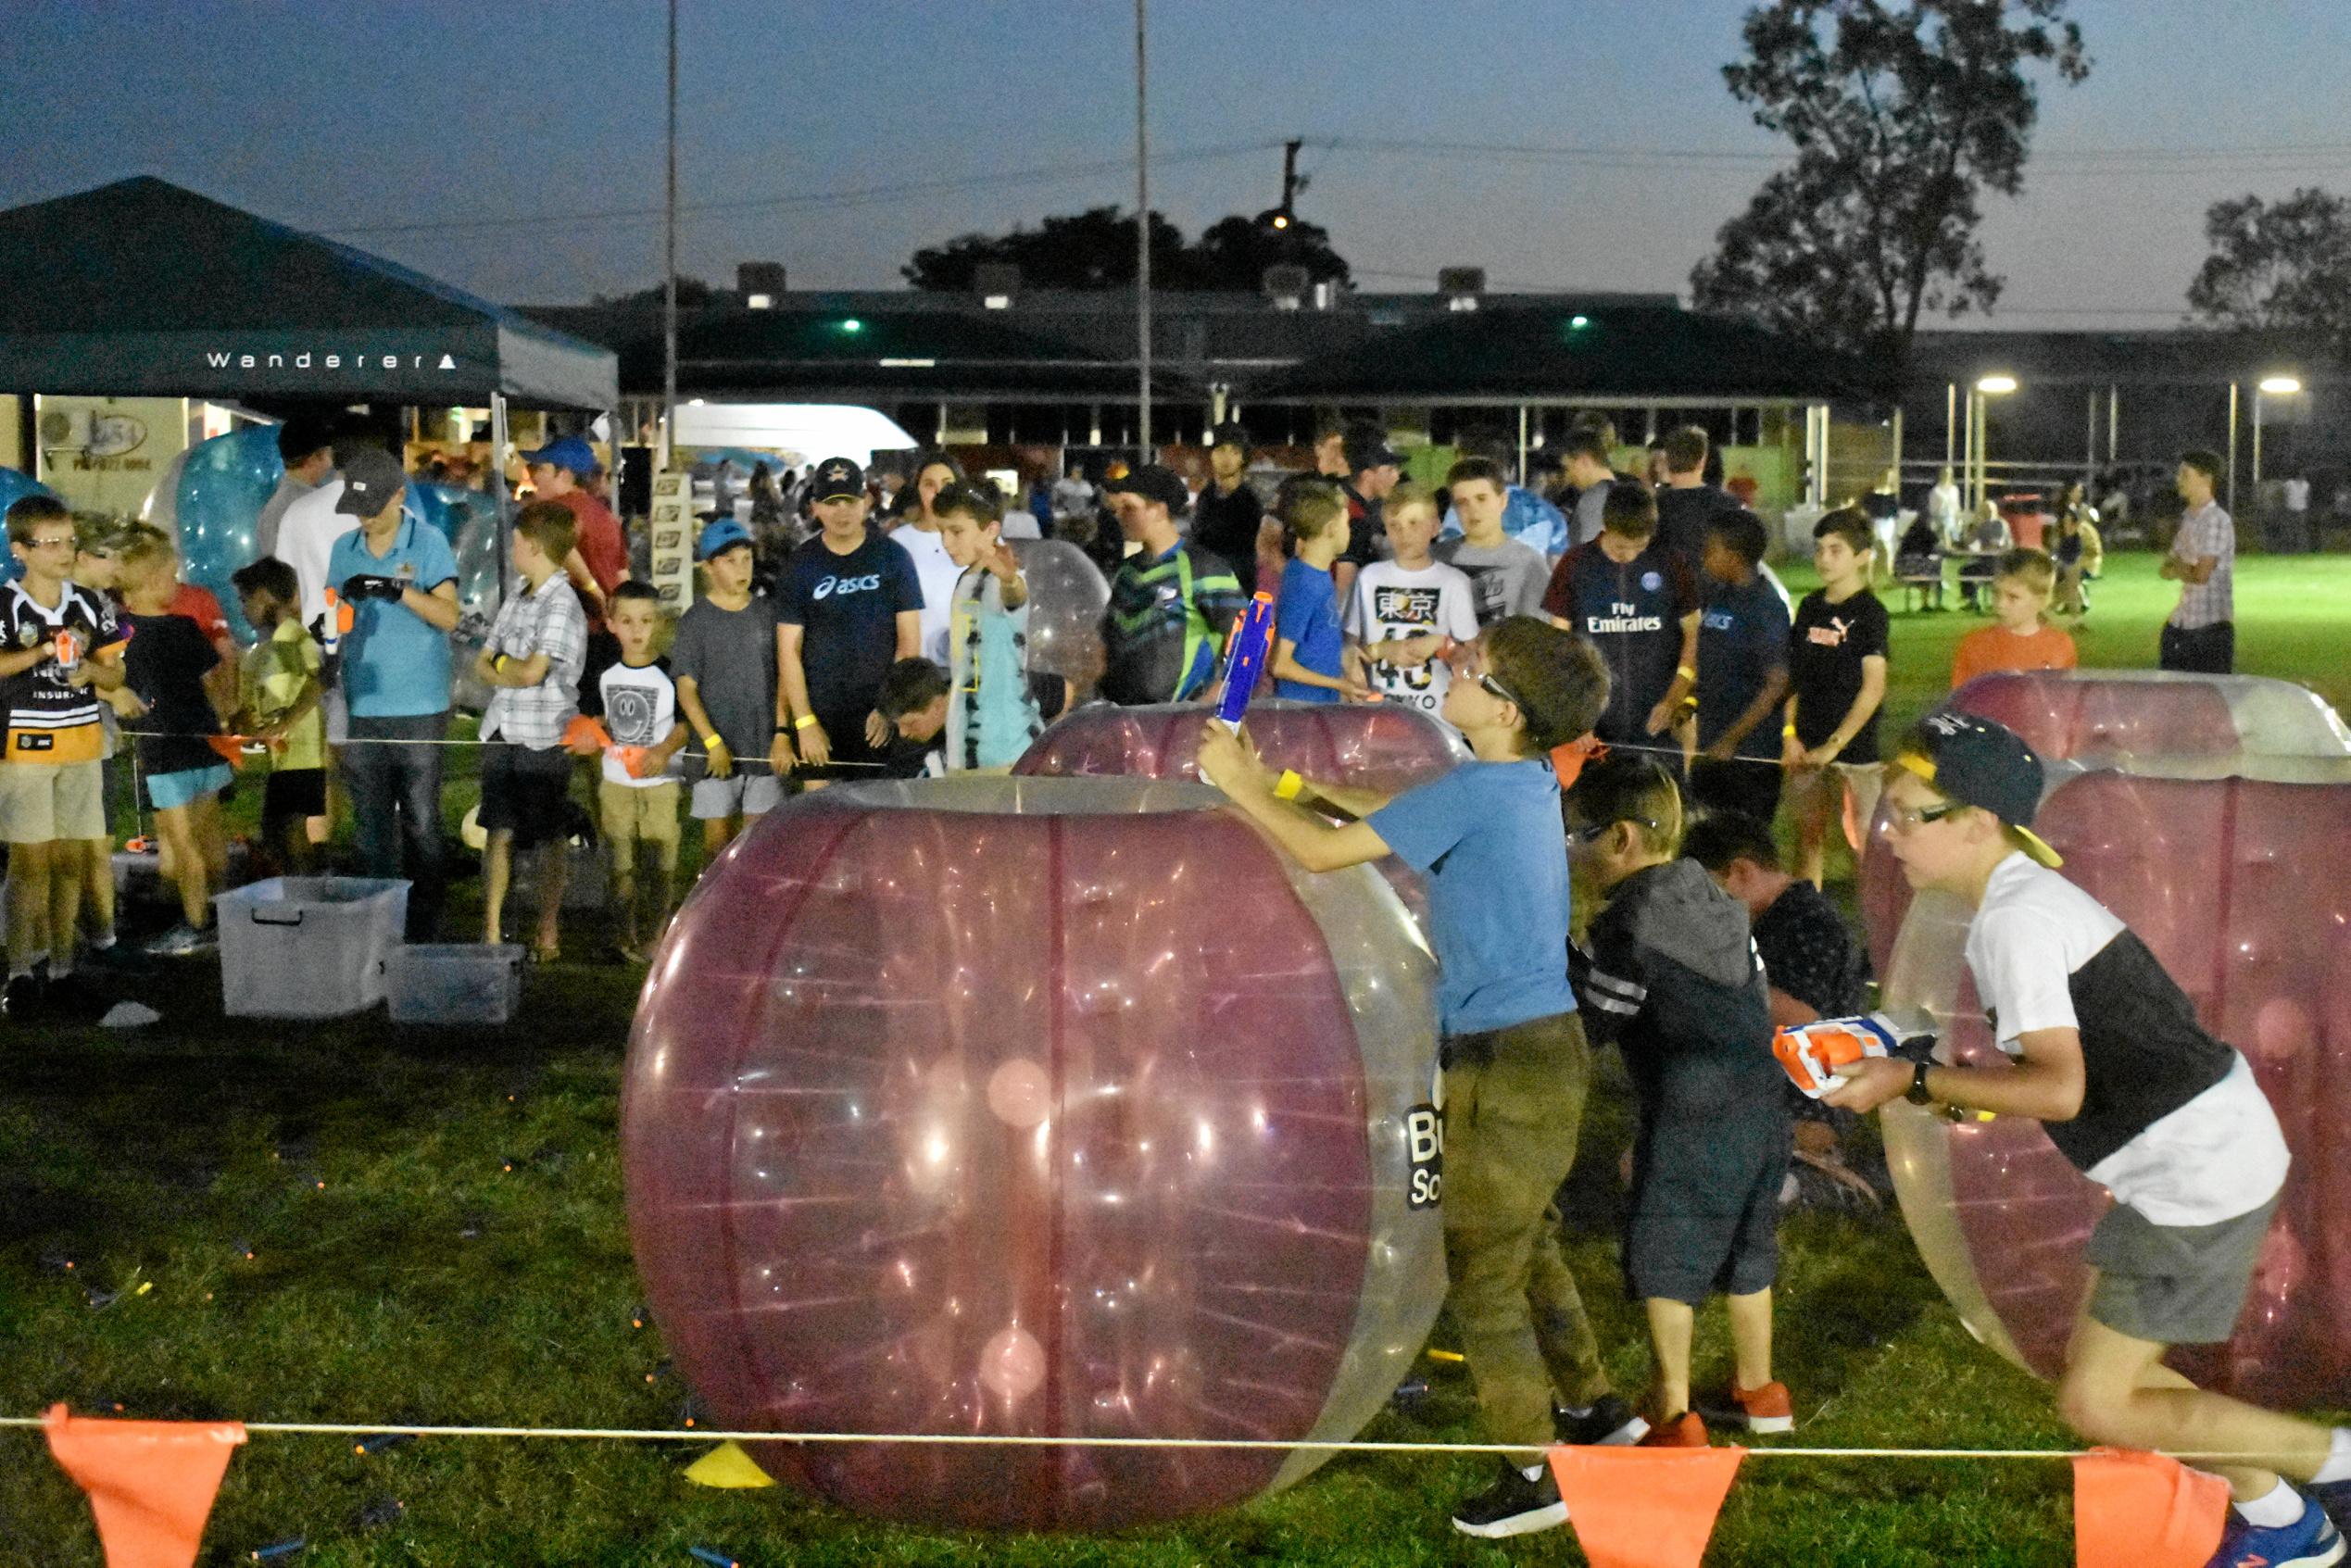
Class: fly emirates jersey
1543,540,1696,746
2,580,124,765
1345,560,1480,728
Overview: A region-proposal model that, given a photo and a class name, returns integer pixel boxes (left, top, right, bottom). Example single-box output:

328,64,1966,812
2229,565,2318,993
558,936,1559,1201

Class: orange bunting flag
44,1403,247,1568
563,714,613,754
1551,734,1604,790
2073,1447,2230,1568
1547,1442,1745,1568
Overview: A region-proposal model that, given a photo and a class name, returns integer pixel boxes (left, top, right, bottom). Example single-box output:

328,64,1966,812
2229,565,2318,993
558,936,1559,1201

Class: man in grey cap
325,445,461,936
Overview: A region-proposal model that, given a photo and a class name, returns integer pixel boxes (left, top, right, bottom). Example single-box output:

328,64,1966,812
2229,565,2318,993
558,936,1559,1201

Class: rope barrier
0,1412,2282,1461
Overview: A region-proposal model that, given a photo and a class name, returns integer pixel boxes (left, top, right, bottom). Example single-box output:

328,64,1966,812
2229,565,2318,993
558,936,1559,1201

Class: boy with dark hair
231,556,327,876
1831,715,2350,1568
1542,479,1699,756
473,501,588,960
1783,508,1889,886
2,495,129,1017
116,528,233,956
1950,546,2077,690
1691,509,1791,826
1655,425,1738,575
671,519,779,859
768,458,924,782
1567,756,1792,1448
1271,483,1364,704
1198,617,1642,1539
577,580,686,961
873,657,950,779
1561,427,1616,547
931,480,1047,769
1438,458,1553,630
1099,464,1247,706
256,415,337,562
2161,448,2235,674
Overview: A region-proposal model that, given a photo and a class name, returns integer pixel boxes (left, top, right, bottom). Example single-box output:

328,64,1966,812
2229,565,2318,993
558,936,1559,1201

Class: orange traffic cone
43,1403,247,1568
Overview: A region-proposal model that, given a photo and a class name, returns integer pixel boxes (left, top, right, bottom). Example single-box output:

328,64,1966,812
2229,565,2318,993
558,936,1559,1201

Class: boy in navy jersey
1542,481,1698,759
1829,715,2351,1567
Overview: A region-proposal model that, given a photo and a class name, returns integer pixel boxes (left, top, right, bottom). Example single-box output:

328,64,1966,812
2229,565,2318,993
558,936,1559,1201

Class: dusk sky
8,0,2351,327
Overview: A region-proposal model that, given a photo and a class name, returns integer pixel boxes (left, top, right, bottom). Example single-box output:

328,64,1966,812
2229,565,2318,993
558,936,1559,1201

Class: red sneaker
1730,1380,1794,1434
1639,1411,1710,1448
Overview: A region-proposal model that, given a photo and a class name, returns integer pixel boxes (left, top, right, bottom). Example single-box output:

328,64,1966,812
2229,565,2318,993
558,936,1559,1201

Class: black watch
1905,1059,1935,1106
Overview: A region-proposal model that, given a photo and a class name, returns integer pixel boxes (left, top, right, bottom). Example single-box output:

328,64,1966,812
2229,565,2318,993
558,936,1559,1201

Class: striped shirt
1,580,125,766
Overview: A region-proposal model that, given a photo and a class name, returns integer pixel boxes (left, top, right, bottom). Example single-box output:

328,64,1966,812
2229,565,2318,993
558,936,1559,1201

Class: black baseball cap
1894,711,2063,868
1209,422,1251,452
1344,424,1402,473
1105,463,1189,513
334,445,407,518
809,457,866,502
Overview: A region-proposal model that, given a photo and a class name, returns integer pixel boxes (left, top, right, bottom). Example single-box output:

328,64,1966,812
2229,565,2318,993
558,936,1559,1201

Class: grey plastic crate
214,877,409,1019
384,944,522,1026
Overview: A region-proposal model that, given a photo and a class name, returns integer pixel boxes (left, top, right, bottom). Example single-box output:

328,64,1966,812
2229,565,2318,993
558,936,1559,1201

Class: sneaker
1639,1411,1711,1448
1,972,43,1021
1451,1460,1568,1539
40,972,110,1023
1555,1393,1649,1447
1729,1380,1795,1434
145,922,217,957
2209,1497,2344,1568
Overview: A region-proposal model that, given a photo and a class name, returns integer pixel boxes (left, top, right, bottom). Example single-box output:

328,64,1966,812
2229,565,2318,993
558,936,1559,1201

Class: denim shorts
146,762,233,812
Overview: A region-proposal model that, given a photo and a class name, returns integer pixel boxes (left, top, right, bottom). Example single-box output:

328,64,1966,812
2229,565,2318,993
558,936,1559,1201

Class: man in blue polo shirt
326,445,460,936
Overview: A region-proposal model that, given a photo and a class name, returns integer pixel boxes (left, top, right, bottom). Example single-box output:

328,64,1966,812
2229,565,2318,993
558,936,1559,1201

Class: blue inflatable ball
407,483,503,627
172,427,284,644
0,467,57,585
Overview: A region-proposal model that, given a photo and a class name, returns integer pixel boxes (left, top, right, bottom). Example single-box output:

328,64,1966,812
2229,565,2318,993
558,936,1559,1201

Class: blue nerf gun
1214,591,1276,730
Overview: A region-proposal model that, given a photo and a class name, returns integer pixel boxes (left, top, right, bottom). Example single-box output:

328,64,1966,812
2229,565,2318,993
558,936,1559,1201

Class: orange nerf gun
1772,1013,1937,1099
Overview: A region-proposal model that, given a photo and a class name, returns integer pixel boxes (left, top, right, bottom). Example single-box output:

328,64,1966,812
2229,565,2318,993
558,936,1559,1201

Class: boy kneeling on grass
1828,714,2351,1568
1198,616,1643,1541
1565,756,1792,1447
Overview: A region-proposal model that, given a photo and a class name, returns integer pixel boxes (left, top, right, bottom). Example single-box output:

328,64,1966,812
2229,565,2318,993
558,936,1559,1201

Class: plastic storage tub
385,944,522,1025
214,877,409,1019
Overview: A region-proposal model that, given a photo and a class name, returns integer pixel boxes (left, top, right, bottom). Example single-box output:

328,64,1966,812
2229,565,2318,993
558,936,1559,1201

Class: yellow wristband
1783,723,1798,738
1675,665,1695,682
1273,770,1304,801
701,734,723,750
493,653,512,673
793,713,818,731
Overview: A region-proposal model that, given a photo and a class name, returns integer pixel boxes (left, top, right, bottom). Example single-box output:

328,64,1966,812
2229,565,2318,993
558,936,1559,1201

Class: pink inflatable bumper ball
1878,770,2351,1406
621,776,1445,1531
1857,671,2351,979
1013,701,1467,930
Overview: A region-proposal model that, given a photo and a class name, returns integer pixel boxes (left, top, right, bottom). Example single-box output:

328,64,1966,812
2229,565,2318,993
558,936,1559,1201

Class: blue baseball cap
697,518,754,560
523,434,598,475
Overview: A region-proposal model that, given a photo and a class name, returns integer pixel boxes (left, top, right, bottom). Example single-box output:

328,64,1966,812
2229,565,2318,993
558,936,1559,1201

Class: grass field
2,549,2346,1567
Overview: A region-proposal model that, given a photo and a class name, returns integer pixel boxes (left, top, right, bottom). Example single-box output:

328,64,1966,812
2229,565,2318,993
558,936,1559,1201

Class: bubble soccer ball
1012,699,1467,797
1877,765,2351,1407
168,426,284,644
622,776,1446,1531
1007,539,1110,709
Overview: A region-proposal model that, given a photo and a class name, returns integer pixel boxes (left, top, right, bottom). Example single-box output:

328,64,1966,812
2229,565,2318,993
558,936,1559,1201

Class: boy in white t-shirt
574,582,687,961
1346,482,1478,732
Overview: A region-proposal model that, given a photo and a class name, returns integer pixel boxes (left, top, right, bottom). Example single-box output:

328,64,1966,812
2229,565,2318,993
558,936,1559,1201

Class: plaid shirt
479,572,587,748
2169,500,2234,630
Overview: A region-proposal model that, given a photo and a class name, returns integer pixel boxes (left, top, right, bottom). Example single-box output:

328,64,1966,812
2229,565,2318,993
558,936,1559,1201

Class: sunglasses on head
1570,816,1662,845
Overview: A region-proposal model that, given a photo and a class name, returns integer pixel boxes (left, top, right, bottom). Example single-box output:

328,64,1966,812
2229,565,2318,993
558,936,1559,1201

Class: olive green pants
1441,1010,1612,1449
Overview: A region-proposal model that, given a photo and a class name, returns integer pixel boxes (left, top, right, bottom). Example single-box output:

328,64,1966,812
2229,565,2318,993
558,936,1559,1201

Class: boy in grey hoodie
1567,755,1793,1445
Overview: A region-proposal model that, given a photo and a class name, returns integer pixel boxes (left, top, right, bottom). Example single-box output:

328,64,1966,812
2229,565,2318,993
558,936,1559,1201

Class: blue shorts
146,762,232,811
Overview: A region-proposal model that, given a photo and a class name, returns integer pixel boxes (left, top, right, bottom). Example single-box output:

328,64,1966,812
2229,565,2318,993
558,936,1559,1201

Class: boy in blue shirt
1690,509,1792,827
930,481,1045,771
1199,616,1640,1540
1270,483,1364,703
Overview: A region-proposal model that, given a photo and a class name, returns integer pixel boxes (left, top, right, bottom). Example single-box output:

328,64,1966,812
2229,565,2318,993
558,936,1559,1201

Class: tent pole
490,392,512,599
661,0,679,470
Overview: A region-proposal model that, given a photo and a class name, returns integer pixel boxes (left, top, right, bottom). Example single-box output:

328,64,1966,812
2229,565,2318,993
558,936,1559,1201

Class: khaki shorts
0,760,106,845
599,779,681,847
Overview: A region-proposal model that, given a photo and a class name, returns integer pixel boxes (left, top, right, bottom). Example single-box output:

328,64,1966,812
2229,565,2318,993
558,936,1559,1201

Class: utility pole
1135,0,1151,461
661,0,678,468
1280,139,1302,216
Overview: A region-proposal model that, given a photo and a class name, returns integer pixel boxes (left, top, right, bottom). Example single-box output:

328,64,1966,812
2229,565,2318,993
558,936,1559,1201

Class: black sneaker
1555,1393,1650,1446
1,972,43,1021
40,972,110,1023
1451,1459,1568,1538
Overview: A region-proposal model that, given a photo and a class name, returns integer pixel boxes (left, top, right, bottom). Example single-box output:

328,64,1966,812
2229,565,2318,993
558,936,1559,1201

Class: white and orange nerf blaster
1772,1012,1938,1099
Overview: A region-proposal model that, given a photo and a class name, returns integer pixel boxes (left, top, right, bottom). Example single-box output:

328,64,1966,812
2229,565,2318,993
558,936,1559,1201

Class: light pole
2253,373,2301,488
1969,374,2018,513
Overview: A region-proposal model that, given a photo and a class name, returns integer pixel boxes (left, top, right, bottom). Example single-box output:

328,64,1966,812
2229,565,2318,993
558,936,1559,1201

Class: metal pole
2086,387,2097,491
1944,382,1956,468
2106,383,2118,464
490,392,511,597
2252,391,2264,489
1517,405,1528,485
2226,381,2239,514
1134,0,1151,462
661,0,678,470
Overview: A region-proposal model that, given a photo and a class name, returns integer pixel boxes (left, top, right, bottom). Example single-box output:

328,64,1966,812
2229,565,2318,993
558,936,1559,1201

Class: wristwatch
1905,1060,1935,1106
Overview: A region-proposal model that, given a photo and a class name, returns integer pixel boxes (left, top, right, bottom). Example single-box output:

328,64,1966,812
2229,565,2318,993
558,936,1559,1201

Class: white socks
2312,1426,2351,1486
2235,1476,2305,1527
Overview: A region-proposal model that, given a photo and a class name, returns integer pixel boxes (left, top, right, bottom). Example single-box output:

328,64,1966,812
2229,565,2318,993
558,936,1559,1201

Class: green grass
2,546,2347,1567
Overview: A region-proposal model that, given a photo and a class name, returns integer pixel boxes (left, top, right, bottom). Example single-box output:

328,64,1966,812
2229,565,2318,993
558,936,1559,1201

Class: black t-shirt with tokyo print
1787,588,1889,761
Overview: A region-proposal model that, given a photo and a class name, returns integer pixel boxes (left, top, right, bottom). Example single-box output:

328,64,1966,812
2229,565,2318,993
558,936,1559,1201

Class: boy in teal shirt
1199,615,1639,1540
931,482,1045,771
